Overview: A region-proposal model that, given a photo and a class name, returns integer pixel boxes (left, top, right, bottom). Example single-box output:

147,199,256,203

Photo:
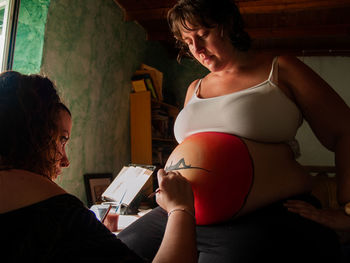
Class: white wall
296,57,350,166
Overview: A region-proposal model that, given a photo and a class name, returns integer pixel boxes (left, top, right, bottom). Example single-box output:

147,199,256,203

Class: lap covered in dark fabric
165,132,253,225
118,195,341,263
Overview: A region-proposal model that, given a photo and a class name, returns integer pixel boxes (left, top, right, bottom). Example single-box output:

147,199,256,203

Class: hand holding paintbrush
151,169,195,219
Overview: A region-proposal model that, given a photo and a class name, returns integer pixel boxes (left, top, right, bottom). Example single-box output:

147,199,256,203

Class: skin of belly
238,138,312,216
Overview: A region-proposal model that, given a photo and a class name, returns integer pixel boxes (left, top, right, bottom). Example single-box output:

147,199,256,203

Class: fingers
158,168,167,177
284,200,340,229
284,200,315,210
155,169,194,213
157,168,167,189
284,200,318,218
157,169,184,191
285,200,350,231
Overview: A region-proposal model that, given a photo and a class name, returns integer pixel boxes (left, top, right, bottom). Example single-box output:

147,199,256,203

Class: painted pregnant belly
165,132,253,225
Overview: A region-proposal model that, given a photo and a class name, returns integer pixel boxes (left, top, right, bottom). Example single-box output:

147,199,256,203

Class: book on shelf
102,164,156,209
131,79,147,93
132,73,158,99
144,77,157,99
139,64,163,101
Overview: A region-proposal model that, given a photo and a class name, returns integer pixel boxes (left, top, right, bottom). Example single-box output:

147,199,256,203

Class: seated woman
118,0,350,262
0,71,196,263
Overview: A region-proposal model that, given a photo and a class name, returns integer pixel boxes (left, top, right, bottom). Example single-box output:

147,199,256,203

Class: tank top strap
268,56,279,85
193,79,203,97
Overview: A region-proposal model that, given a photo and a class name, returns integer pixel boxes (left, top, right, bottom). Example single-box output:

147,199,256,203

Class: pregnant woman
118,0,350,262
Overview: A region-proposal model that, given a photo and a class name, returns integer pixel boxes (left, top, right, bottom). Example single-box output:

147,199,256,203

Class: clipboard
101,164,156,213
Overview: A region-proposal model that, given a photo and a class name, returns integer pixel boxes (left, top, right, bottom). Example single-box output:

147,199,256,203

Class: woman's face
53,109,72,180
180,22,234,72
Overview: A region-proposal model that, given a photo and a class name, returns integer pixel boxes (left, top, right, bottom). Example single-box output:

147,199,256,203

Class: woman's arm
334,136,350,204
154,208,197,263
279,55,350,204
152,169,197,263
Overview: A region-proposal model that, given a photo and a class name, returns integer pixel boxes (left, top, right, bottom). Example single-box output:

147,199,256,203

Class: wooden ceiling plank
148,24,350,41
124,8,170,21
122,6,350,23
114,0,176,11
248,24,350,39
237,0,350,14
113,0,350,56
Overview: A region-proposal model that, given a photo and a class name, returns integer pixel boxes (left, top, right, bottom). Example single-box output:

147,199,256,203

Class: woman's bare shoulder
0,169,66,213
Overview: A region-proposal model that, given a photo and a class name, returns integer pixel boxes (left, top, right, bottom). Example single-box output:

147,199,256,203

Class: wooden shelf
152,137,177,143
130,91,179,167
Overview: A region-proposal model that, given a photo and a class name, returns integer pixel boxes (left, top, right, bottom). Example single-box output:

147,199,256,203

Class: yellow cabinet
130,91,179,167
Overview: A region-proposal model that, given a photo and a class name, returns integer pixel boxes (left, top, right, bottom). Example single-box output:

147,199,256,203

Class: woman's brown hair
168,0,251,62
0,71,70,179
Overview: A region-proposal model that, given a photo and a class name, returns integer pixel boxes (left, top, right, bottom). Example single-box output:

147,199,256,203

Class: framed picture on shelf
84,173,113,207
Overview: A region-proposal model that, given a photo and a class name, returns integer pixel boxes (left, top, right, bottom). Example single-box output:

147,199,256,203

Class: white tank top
174,57,303,145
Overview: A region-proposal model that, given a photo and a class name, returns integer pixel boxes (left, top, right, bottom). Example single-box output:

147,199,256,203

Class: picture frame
84,173,113,207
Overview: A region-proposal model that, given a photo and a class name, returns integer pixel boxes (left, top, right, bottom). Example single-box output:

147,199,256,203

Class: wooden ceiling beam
124,8,170,21
147,24,350,41
248,24,350,39
237,0,350,14
119,1,350,21
113,0,350,56
113,0,177,11
255,47,350,57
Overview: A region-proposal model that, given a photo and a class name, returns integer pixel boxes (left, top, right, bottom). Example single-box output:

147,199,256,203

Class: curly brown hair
0,71,70,179
167,0,251,62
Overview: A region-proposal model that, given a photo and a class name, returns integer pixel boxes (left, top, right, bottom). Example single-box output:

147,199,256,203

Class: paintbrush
147,188,160,199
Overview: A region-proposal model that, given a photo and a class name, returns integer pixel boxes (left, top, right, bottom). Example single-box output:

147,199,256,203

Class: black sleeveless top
0,194,146,262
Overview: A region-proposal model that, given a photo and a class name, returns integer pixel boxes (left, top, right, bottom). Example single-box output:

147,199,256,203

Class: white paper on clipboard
101,165,154,206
